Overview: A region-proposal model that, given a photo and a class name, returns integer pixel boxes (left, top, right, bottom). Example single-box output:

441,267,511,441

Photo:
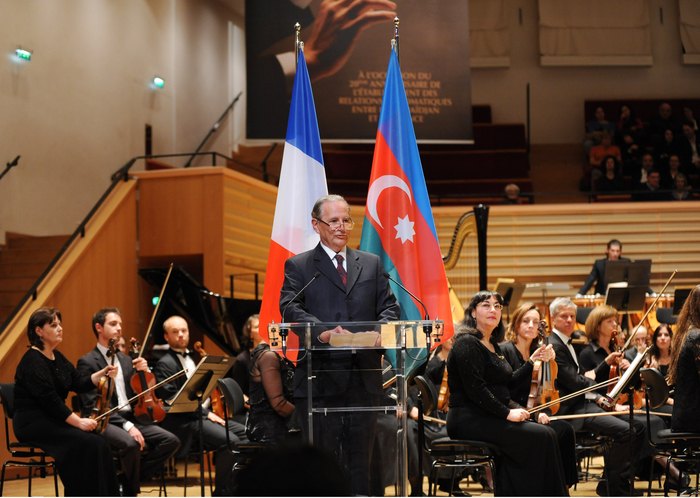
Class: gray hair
311,194,350,219
549,297,577,317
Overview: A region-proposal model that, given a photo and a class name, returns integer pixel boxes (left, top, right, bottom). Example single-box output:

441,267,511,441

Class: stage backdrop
246,0,473,143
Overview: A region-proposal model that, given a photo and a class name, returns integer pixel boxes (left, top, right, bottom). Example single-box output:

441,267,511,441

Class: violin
527,320,560,415
129,338,168,424
607,327,643,410
436,368,450,412
193,341,226,419
90,338,117,434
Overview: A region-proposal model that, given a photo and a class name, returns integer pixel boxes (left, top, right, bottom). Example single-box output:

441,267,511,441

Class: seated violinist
77,308,180,496
500,302,578,488
578,305,685,493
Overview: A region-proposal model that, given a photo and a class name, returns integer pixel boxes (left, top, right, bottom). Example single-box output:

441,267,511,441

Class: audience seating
584,99,700,130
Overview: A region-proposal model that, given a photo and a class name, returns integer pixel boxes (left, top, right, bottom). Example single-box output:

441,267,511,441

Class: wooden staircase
0,233,70,324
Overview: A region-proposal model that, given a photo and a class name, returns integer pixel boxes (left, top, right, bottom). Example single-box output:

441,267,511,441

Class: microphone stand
0,156,20,183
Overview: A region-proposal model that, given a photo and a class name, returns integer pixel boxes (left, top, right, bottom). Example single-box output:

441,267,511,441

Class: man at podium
577,239,629,296
280,194,400,495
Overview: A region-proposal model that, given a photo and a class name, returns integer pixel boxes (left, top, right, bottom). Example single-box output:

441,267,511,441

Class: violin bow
138,263,174,358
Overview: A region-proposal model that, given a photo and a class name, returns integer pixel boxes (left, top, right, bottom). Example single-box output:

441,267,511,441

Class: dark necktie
335,254,347,286
567,338,573,346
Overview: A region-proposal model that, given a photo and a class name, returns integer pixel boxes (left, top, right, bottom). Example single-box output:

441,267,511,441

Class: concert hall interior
2,0,700,496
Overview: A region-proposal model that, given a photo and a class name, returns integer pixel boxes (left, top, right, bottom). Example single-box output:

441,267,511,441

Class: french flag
259,49,327,350
360,46,454,365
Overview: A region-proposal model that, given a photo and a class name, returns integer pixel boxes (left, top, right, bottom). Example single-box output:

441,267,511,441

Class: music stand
604,260,651,291
494,278,526,322
672,287,693,315
167,355,234,496
605,284,648,314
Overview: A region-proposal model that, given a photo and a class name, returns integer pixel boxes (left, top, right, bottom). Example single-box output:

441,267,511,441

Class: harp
442,205,489,320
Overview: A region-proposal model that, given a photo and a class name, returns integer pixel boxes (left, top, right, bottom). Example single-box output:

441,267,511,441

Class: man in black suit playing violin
77,308,180,496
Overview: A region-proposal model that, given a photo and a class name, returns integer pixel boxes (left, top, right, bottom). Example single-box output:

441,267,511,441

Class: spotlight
15,47,32,61
152,76,164,88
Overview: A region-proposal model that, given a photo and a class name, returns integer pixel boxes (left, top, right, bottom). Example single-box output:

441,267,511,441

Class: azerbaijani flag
259,49,327,353
360,46,454,367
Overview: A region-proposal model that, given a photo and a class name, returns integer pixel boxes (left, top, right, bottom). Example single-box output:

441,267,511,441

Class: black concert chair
641,368,700,496
414,375,501,496
0,383,59,497
216,379,267,484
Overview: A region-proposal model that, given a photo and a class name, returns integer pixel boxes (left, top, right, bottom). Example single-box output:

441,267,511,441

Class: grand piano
137,266,261,358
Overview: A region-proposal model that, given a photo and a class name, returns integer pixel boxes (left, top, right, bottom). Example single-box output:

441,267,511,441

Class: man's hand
132,357,148,372
305,0,397,83
128,426,145,450
319,325,352,343
584,369,596,380
409,406,419,421
207,411,226,426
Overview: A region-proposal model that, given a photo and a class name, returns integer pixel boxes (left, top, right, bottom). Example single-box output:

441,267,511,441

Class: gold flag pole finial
295,22,301,65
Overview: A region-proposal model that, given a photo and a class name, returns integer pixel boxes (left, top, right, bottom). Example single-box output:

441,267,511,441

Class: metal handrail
0,151,276,336
0,156,20,183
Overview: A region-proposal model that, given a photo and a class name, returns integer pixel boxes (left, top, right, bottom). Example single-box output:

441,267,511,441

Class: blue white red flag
359,46,454,368
259,49,328,357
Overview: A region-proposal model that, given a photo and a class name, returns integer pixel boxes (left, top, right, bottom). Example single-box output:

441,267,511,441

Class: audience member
649,102,683,145
679,121,700,174
633,153,655,188
633,169,666,201
660,155,685,190
589,131,622,168
616,104,644,144
585,106,617,153
500,183,524,205
596,156,625,192
619,131,643,174
670,173,693,201
654,129,681,171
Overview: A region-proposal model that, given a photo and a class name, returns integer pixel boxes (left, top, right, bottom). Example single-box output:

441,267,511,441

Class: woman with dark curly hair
446,291,567,496
13,307,120,496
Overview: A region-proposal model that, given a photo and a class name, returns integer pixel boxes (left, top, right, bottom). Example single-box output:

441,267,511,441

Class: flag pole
295,22,301,64
393,16,400,63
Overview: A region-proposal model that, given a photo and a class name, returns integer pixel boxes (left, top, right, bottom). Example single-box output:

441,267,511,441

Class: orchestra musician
500,302,579,488
624,325,648,363
667,285,700,433
77,308,180,496
279,194,399,496
577,239,629,297
547,298,645,497
229,313,261,399
446,291,567,496
153,315,248,496
12,307,120,496
644,324,674,418
578,305,682,491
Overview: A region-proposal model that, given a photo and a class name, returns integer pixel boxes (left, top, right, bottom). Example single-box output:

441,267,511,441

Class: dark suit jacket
280,243,400,397
77,347,137,426
152,349,206,414
579,257,631,296
550,332,597,429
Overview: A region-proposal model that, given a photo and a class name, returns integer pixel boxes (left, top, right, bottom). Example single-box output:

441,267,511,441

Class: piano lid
138,266,261,357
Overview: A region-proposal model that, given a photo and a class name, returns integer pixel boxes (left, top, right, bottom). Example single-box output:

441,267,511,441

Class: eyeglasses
315,218,355,231
478,302,503,311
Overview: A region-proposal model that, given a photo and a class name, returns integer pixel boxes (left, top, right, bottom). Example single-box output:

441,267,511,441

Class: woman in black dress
13,307,120,496
668,285,700,433
446,291,568,496
645,324,674,418
246,340,296,444
500,302,579,488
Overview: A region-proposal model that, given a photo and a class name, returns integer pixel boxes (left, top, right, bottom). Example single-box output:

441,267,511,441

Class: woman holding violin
580,305,684,489
12,307,120,496
500,302,578,488
446,291,567,496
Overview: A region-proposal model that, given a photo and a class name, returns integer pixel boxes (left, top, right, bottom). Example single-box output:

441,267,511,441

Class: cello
527,320,560,415
90,338,118,433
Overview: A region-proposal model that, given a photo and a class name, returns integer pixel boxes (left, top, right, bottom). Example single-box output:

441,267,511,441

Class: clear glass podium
268,320,443,496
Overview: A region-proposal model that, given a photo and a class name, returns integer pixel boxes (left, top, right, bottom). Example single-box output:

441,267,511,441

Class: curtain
679,0,700,64
470,0,510,67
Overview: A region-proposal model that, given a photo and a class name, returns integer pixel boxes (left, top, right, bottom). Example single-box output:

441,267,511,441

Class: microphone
383,271,434,353
280,271,321,355
383,271,429,320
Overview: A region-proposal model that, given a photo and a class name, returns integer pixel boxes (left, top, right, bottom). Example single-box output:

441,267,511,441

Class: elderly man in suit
280,194,400,495
548,298,645,497
77,308,180,496
153,315,247,496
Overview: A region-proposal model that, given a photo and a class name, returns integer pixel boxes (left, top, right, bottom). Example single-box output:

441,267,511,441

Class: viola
193,341,226,419
129,338,168,424
527,320,560,415
90,338,117,434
